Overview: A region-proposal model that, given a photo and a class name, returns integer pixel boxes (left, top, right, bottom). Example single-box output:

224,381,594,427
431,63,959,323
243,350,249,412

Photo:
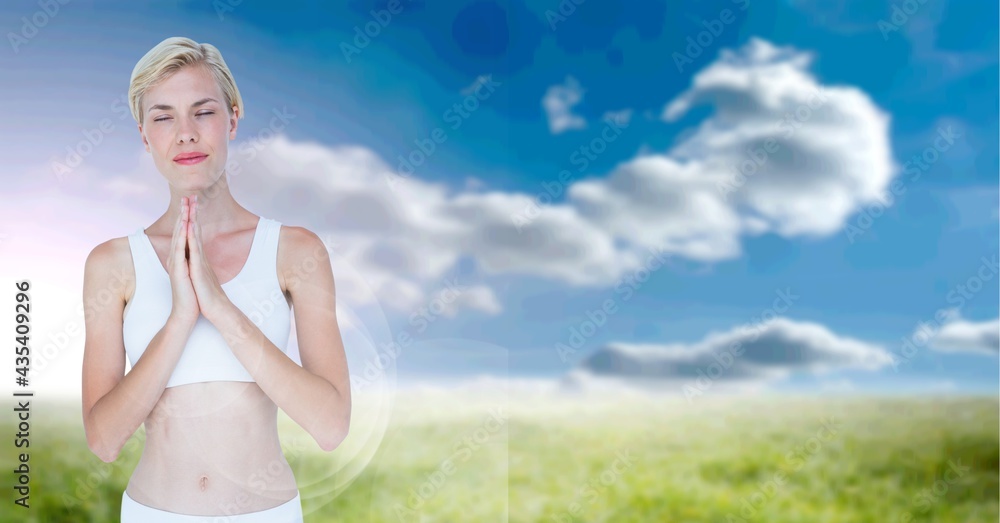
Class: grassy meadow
2,392,997,522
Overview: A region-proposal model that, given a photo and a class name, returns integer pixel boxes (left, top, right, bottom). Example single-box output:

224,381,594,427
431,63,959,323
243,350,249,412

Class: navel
198,474,209,492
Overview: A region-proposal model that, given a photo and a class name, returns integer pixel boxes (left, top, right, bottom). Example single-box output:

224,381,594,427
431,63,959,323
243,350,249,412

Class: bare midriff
125,381,297,516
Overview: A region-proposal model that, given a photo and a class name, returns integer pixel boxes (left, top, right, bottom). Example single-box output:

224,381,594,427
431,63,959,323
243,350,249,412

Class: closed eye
153,111,214,123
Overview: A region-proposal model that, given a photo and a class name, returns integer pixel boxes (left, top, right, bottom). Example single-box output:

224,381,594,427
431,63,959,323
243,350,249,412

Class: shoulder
276,224,333,288
83,235,133,305
277,224,327,257
85,235,131,275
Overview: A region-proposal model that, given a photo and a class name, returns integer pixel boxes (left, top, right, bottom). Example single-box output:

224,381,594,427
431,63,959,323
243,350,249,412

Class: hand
167,196,200,327
186,195,232,322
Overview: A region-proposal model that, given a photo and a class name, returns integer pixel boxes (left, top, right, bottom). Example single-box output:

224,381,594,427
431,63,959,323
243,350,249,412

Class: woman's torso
126,381,298,514
120,215,298,515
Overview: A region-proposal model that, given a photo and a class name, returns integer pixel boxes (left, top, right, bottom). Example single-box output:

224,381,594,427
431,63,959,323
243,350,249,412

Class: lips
174,152,208,165
174,152,207,161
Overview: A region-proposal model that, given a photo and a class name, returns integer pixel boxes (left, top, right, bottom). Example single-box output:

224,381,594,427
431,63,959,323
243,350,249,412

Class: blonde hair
128,36,244,126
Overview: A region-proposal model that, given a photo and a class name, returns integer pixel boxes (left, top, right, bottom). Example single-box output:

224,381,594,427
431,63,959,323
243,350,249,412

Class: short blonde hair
128,36,244,126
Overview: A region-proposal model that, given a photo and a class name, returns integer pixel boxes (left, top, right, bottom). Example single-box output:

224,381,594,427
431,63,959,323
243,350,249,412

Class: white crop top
122,216,292,388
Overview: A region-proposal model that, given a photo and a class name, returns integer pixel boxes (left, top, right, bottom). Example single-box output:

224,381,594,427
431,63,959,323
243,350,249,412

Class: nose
176,118,198,144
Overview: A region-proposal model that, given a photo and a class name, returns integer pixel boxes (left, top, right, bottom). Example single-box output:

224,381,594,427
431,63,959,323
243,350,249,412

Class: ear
229,106,239,140
138,124,149,152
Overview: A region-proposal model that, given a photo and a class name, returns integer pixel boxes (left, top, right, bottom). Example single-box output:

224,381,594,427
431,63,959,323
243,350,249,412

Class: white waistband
121,490,303,523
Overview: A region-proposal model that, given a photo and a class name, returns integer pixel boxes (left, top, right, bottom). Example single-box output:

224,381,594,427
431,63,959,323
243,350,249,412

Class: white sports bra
122,216,292,388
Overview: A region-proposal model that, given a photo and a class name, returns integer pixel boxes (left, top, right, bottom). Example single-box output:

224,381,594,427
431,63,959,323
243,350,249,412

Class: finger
188,220,196,256
194,202,202,249
188,228,201,272
195,214,203,256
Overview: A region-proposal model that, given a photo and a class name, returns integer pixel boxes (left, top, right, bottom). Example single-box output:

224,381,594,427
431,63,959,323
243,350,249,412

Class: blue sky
1,0,997,396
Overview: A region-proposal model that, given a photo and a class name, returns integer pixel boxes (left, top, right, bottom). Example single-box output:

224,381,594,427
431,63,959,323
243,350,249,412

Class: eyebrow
146,97,220,113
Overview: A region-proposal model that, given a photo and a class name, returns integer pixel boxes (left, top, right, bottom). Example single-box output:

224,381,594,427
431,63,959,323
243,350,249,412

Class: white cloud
573,317,894,385
441,191,633,285
571,155,744,261
928,314,1000,355
570,37,897,262
542,75,587,134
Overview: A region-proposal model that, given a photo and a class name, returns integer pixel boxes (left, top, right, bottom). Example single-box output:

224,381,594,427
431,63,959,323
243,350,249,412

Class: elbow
319,413,351,452
86,433,120,463
84,420,119,463
315,425,348,453
314,402,351,452
97,449,120,464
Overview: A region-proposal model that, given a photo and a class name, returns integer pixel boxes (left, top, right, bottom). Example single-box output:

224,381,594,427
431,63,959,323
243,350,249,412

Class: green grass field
3,393,997,522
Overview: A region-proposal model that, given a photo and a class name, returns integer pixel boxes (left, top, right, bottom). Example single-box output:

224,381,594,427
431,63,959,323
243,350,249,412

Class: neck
167,175,250,239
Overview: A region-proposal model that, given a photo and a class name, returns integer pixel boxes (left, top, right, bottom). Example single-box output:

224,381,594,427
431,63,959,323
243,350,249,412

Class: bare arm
205,226,351,451
80,241,195,462
82,199,201,462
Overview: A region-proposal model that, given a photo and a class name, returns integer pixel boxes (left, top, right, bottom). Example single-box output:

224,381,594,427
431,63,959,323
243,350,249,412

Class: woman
81,36,351,522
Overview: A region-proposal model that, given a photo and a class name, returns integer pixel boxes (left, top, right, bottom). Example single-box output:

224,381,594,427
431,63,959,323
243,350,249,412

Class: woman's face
138,64,238,190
